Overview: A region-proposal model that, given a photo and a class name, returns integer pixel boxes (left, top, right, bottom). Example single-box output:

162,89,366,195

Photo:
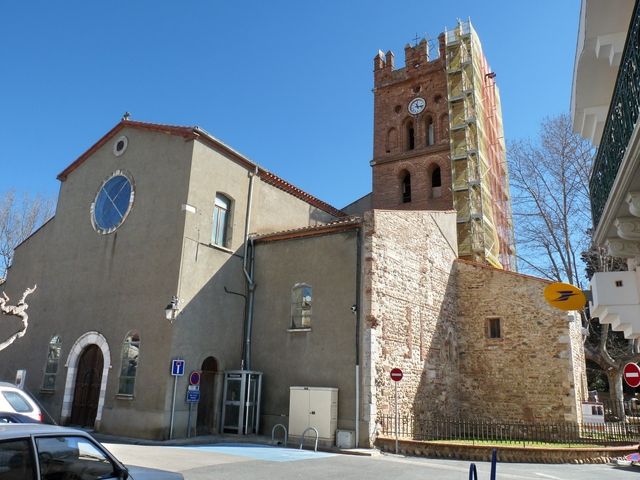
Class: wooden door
197,357,218,434
70,345,103,427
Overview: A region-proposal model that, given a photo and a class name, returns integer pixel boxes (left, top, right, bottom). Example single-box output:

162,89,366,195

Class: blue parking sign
171,359,185,376
186,384,200,403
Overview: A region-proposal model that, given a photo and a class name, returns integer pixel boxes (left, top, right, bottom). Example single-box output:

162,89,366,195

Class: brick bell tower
371,36,453,211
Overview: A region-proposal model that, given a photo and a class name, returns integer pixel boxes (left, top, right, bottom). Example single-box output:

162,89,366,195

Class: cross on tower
413,34,420,46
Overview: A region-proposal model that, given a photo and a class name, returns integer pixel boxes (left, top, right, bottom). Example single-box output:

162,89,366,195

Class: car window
1,392,33,413
0,438,36,480
36,436,118,480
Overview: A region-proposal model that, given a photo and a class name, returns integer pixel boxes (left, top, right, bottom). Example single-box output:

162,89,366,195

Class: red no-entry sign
623,362,640,388
390,368,403,382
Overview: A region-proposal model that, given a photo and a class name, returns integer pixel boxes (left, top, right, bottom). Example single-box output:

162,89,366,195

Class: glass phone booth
221,370,262,434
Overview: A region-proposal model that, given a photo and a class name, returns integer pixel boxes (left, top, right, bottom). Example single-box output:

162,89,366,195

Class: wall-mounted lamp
165,295,180,323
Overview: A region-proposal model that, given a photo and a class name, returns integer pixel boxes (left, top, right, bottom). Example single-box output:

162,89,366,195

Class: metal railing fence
378,414,640,446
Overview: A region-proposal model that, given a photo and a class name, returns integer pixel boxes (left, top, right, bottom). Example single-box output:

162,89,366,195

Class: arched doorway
69,345,104,427
197,356,219,434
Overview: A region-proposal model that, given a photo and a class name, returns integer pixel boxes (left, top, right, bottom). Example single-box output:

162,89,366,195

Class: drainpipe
242,167,258,370
244,238,256,370
355,226,362,448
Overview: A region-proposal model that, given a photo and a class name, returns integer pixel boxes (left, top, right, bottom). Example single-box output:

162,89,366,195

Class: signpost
390,368,403,454
169,359,185,440
623,362,640,388
186,371,201,438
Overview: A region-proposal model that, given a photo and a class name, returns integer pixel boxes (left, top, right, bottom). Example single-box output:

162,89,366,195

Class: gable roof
56,119,347,218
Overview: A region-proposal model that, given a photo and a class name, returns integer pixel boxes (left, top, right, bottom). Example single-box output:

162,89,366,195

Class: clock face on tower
408,97,426,115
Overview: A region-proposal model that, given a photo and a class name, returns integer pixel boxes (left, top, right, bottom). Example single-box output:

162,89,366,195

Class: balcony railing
590,0,640,229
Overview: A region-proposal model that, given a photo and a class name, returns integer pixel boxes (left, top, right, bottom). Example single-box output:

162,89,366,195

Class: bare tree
0,190,53,279
508,114,593,288
0,285,36,351
508,115,639,417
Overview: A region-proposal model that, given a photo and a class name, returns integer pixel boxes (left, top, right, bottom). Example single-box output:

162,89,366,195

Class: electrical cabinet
289,386,338,441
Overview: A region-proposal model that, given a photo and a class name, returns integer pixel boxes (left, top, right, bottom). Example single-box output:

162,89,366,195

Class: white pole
169,375,177,439
395,381,399,454
355,365,360,449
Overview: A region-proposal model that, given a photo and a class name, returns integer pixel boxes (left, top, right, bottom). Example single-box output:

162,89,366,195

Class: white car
0,424,183,479
0,382,42,423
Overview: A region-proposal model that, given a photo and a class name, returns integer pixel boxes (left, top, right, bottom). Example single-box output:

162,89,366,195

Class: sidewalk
91,430,377,457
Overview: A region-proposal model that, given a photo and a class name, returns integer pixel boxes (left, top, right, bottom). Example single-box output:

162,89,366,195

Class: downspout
245,238,256,370
242,167,258,370
355,225,362,448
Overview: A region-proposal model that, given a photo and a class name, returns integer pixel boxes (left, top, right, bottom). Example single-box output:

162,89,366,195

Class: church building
0,21,585,447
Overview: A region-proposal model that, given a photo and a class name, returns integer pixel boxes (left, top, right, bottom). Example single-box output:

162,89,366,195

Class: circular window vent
91,170,135,234
113,135,128,157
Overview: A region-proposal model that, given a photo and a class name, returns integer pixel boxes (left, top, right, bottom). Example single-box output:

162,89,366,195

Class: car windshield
2,391,32,413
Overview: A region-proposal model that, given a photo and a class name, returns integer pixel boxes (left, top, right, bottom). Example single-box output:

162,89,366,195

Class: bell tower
371,35,453,211
371,22,516,271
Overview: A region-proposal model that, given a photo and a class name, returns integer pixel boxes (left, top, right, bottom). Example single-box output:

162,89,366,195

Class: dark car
0,412,40,424
0,424,183,479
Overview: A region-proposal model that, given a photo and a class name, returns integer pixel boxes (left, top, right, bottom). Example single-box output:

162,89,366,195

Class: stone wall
376,437,638,463
568,311,588,422
455,260,587,423
362,209,459,443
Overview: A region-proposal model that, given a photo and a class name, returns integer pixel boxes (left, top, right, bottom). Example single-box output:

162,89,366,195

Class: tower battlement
373,34,446,86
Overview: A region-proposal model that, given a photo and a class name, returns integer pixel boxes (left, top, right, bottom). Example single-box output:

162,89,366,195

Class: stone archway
197,356,221,435
61,331,111,429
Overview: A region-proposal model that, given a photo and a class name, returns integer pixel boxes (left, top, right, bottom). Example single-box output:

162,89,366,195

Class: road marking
534,474,563,479
174,444,335,462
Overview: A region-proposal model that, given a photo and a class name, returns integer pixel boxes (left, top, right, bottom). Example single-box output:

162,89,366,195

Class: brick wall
372,151,453,211
372,38,452,212
362,209,459,442
455,260,587,423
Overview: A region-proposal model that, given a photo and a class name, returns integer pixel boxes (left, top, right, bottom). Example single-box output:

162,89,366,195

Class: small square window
486,318,501,339
615,280,623,287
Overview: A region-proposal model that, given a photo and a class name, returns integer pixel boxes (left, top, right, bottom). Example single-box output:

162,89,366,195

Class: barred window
290,284,312,329
42,335,61,390
118,331,140,396
486,318,501,339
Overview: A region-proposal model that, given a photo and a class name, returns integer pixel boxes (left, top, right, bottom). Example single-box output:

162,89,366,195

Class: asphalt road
103,442,639,480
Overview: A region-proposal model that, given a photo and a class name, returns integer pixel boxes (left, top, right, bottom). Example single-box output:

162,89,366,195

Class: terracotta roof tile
252,217,362,243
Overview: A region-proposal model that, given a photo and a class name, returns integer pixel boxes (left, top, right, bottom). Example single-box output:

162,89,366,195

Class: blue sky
0,1,580,209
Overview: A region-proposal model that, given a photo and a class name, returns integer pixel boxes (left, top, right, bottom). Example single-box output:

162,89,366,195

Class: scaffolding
445,20,516,270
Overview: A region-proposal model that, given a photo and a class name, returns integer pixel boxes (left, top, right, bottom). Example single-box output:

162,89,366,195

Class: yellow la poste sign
543,282,586,311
